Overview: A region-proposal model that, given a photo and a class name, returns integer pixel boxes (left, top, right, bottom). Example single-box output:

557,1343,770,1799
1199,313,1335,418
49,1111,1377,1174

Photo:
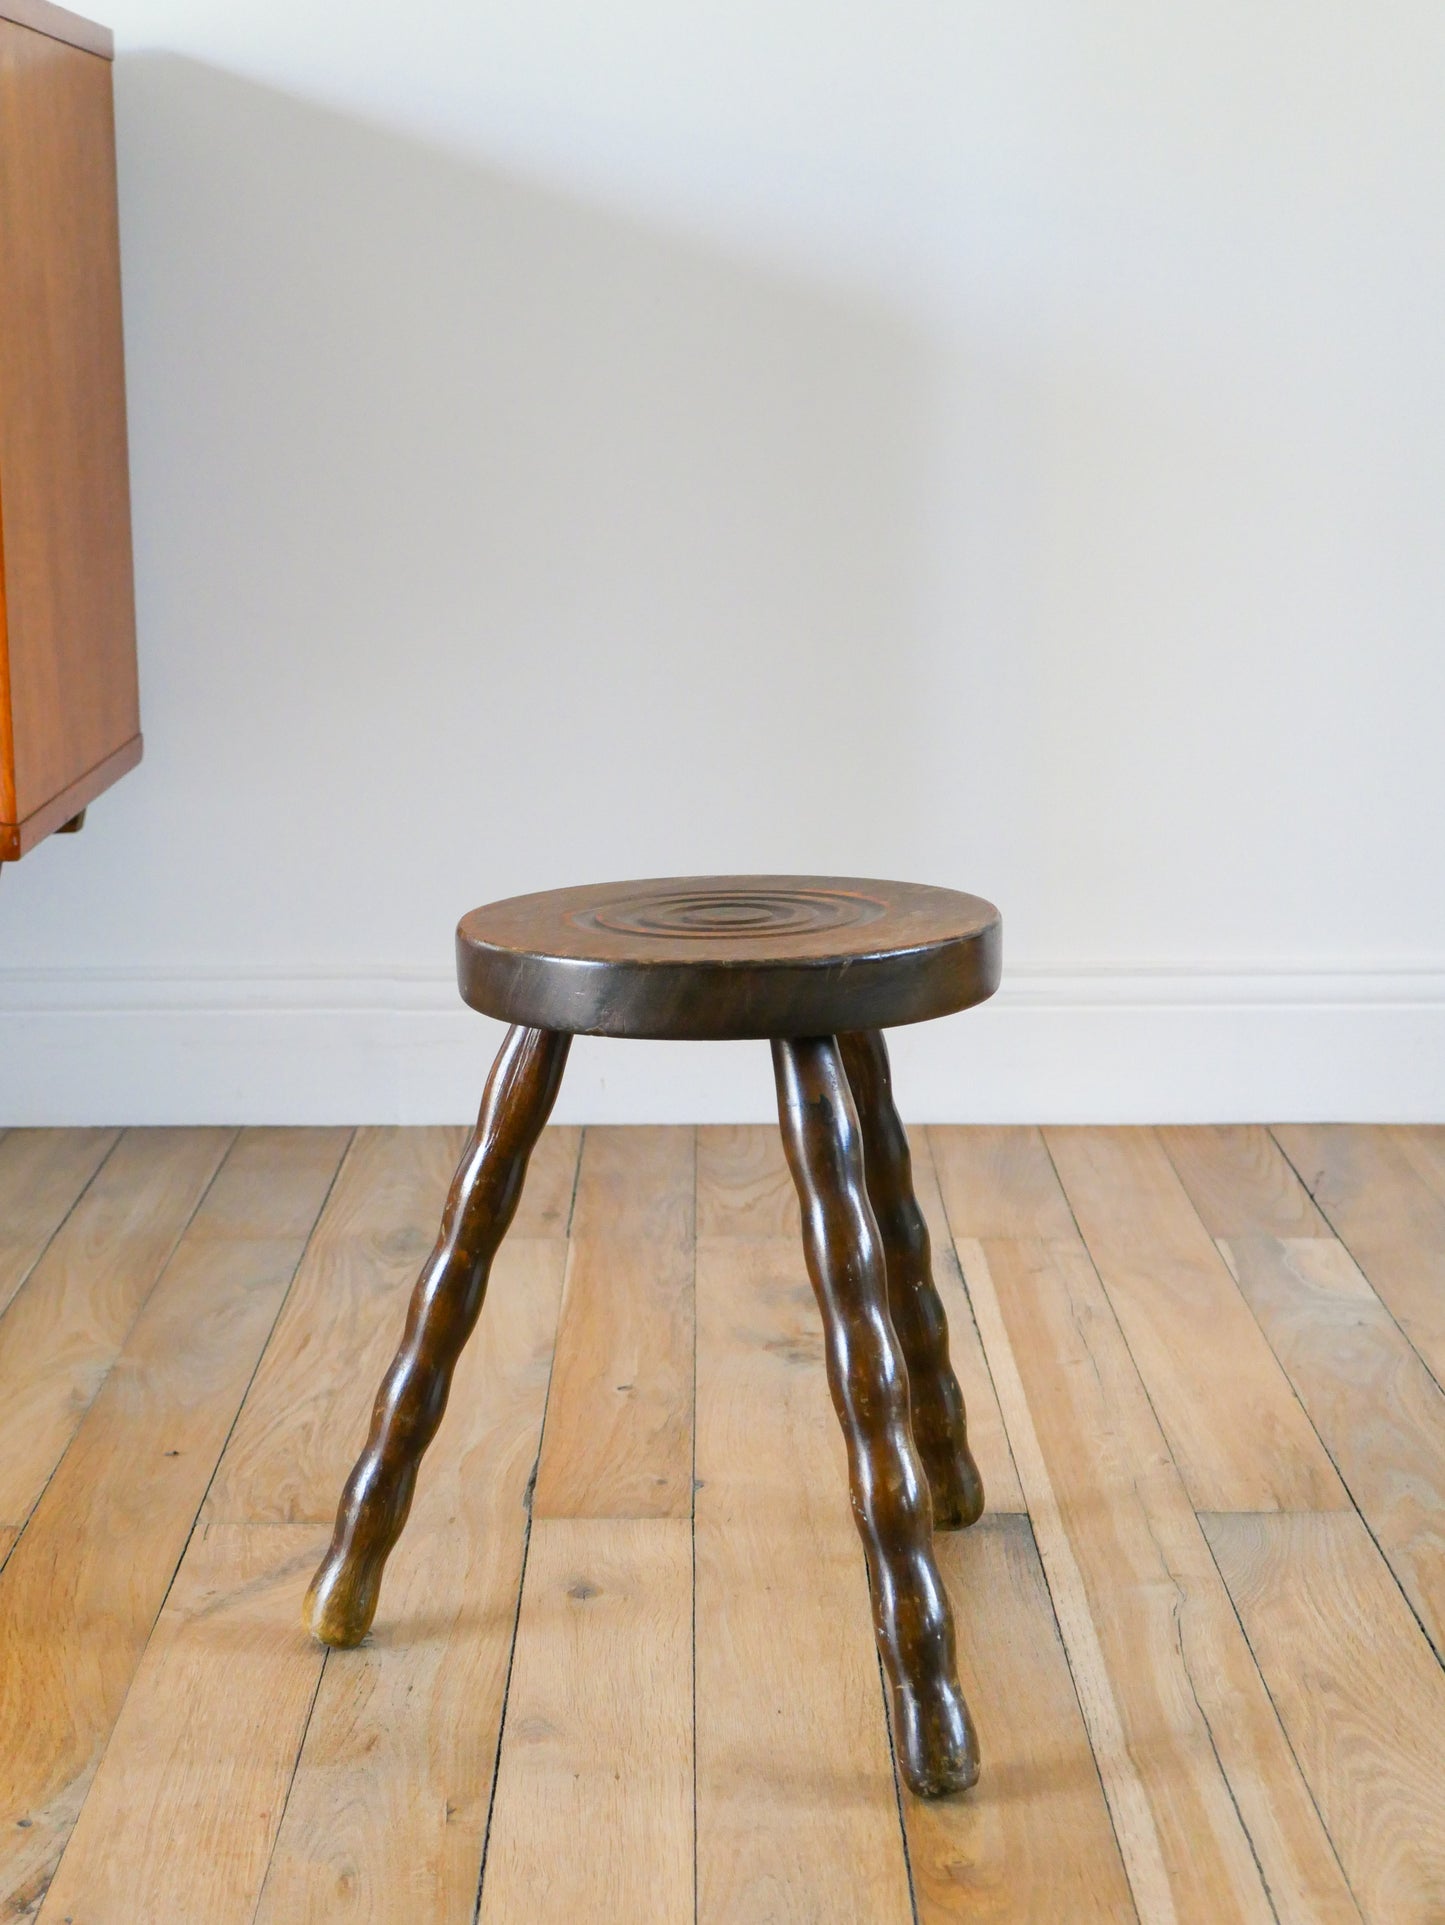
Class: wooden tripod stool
303,876,1001,1798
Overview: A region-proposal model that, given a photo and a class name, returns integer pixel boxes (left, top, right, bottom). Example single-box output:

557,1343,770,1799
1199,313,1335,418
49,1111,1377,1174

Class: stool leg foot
773,1035,978,1798
303,1025,571,1648
839,1029,983,1531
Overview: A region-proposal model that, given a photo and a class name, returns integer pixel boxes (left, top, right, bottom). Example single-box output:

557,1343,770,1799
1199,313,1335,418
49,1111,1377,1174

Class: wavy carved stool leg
839,1029,983,1530
772,1035,978,1797
303,1024,571,1647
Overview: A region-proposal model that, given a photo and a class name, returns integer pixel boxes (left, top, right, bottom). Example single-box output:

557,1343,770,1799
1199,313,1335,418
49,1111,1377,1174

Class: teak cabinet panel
0,2,140,862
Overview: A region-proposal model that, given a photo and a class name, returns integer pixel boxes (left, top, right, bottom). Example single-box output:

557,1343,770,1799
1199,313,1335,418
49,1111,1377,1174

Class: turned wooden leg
839,1029,983,1530
772,1035,978,1797
303,1024,571,1647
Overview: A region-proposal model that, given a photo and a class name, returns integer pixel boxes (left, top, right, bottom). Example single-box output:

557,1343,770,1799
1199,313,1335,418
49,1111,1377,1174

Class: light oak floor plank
253,1237,567,1923
1204,1510,1445,1924
0,1126,235,1529
1220,1235,1445,1663
36,1522,327,1925
959,1235,1360,1924
911,1129,1026,1513
510,1124,584,1236
906,1514,1137,1924
14,1121,1444,1921
696,1122,799,1240
205,1126,470,1524
0,1128,348,1917
929,1125,1078,1241
477,1516,694,1924
202,1125,577,1532
1159,1124,1332,1239
1161,1124,1445,1660
693,1235,913,1924
569,1123,695,1244
0,1127,118,1321
532,1127,695,1520
1045,1126,1347,1512
697,1125,1025,1512
1274,1124,1445,1388
1390,1125,1445,1203
33,1126,561,1925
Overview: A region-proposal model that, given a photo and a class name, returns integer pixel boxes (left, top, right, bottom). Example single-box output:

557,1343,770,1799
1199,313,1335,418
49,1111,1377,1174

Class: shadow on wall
93,54,942,969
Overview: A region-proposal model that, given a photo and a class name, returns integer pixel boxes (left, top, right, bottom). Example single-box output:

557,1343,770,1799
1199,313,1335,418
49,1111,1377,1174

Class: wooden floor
2,1123,1444,1921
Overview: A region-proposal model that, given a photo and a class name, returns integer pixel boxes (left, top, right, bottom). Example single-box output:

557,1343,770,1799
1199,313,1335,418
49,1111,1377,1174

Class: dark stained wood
457,876,1000,1039
0,11,140,863
840,1028,984,1529
306,877,1000,1801
772,1033,978,1797
304,1026,570,1647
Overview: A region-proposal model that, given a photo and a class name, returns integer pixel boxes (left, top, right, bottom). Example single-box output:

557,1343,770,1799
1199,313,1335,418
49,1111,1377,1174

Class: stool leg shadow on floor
840,1027,984,1531
303,1024,570,1648
773,1034,980,1798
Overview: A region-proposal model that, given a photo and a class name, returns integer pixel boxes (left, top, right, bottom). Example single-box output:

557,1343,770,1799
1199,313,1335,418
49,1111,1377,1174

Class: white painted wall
2,2,1442,1122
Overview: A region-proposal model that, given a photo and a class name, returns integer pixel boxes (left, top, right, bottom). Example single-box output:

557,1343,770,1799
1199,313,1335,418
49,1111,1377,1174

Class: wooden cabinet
0,0,140,866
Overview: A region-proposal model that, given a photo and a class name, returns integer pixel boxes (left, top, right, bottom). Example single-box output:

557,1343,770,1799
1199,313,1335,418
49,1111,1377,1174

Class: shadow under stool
302,875,1002,1797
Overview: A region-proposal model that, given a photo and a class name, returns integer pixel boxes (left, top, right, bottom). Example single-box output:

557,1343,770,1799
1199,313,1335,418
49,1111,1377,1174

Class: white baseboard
1,962,1442,1125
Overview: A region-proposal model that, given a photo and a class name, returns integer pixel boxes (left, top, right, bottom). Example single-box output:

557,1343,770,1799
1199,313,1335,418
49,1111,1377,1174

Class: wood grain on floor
1,1121,1443,1921
692,1167,912,1921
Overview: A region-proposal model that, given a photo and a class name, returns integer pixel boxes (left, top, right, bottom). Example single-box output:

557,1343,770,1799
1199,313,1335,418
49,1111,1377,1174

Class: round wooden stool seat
456,874,1001,1039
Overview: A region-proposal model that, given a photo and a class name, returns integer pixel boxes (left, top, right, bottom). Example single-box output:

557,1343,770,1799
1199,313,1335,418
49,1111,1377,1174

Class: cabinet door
0,16,139,851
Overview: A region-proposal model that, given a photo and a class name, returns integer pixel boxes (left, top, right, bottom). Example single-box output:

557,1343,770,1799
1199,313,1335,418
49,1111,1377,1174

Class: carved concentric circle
570,885,888,942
